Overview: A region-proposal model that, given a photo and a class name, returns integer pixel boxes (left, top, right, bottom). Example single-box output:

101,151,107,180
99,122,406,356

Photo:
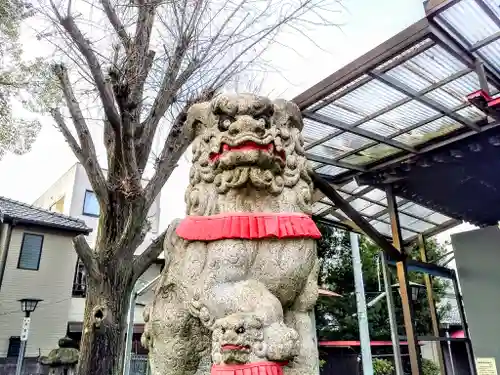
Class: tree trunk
77,265,133,375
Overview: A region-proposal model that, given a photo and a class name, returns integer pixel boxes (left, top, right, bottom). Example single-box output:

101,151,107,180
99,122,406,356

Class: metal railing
72,258,87,297
130,355,150,375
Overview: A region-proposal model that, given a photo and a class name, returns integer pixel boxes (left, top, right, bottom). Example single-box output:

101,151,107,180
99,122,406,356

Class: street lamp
15,298,42,375
19,298,42,316
391,282,425,302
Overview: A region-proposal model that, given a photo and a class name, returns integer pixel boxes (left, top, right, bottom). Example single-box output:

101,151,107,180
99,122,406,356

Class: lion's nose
228,117,265,137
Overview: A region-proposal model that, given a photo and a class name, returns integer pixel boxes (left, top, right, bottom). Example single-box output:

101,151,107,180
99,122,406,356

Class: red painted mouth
221,344,250,351
209,141,285,163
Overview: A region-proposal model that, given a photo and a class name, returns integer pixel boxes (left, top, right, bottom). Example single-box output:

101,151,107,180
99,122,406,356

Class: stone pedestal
39,337,79,375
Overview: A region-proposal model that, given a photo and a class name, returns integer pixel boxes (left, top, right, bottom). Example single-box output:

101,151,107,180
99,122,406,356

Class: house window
17,233,44,270
7,336,21,357
83,190,100,217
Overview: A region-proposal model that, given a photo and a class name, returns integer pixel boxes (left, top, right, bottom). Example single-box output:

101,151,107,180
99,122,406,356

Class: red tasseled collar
176,212,321,241
211,362,287,375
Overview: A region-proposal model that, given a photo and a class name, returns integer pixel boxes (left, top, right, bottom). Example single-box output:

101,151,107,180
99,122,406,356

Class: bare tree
36,0,339,373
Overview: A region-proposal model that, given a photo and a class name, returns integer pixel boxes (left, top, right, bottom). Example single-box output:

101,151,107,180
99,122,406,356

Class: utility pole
350,232,373,375
380,252,404,375
123,275,162,375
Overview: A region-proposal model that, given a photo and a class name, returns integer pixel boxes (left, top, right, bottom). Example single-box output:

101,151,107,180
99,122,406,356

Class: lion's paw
189,298,216,329
264,322,300,361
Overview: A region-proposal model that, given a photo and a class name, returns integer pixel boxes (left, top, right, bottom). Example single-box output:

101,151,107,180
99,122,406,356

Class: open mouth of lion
221,344,250,352
209,141,285,164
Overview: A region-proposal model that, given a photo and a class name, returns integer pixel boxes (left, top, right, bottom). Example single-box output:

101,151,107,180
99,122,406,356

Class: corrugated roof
0,196,91,234
293,10,500,241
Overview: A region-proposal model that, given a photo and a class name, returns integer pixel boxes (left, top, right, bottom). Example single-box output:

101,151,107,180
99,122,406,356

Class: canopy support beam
311,172,404,261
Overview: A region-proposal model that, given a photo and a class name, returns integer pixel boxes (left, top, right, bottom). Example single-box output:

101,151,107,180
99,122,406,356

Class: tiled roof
0,196,91,234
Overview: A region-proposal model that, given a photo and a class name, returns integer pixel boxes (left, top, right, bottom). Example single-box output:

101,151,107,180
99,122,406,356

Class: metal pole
377,255,382,292
451,270,477,375
123,292,137,375
475,59,490,95
15,312,30,375
123,275,162,375
386,185,422,375
445,328,456,375
14,340,26,375
350,231,374,375
418,234,447,375
380,251,404,375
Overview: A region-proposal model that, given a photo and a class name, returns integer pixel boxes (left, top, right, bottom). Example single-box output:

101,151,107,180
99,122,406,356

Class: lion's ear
185,102,211,140
272,99,303,131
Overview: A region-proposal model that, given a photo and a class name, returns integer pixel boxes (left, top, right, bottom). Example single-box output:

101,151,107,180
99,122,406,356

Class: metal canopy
312,179,459,243
294,8,500,242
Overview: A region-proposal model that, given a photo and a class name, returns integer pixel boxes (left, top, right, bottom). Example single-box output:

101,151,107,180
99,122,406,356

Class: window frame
17,233,44,271
7,336,21,357
82,189,100,217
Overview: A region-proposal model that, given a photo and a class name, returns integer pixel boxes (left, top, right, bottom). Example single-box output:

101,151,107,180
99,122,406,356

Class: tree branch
74,235,100,280
144,89,215,205
132,220,178,280
136,39,194,171
52,64,109,206
99,0,130,50
50,108,84,158
115,200,148,258
50,0,122,133
126,3,157,114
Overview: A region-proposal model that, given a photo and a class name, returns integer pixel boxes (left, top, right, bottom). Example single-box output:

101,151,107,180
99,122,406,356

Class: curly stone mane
184,93,313,216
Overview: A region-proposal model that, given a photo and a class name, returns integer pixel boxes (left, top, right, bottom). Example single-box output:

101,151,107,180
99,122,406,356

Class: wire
0,297,72,317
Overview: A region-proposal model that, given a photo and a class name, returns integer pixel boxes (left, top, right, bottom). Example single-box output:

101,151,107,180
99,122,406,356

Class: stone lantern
39,337,79,375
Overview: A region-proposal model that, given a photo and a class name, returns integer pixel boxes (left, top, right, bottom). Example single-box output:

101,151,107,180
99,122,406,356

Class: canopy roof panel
296,4,500,240
312,180,458,243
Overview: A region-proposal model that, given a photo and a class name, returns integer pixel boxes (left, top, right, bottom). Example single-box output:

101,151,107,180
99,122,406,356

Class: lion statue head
184,93,313,216
211,312,299,365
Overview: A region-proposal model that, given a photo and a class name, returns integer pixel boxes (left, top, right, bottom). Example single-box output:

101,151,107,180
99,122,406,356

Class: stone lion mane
183,93,314,217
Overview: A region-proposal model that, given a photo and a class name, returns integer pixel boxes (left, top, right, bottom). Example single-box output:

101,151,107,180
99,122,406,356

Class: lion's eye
257,117,270,129
218,116,233,132
221,328,226,334
235,326,245,334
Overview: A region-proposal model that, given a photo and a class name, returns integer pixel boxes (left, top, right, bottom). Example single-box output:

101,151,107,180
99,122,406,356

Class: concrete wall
451,225,500,373
0,226,78,357
33,164,77,218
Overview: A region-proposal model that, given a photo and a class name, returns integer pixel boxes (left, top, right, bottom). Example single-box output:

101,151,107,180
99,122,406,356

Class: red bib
176,212,321,241
211,361,287,375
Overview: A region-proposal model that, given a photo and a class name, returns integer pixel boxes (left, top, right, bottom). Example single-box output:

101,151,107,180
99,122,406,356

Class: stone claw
189,299,215,330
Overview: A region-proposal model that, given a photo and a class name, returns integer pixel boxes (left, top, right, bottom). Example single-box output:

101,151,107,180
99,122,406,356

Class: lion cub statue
142,93,321,375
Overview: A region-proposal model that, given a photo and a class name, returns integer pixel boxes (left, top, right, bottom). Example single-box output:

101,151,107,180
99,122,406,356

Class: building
32,163,163,351
0,195,91,373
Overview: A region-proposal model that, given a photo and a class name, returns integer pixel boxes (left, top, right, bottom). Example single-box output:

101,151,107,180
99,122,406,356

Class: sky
0,0,474,246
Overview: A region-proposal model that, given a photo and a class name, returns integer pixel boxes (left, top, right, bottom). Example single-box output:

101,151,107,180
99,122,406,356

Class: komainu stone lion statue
142,94,321,375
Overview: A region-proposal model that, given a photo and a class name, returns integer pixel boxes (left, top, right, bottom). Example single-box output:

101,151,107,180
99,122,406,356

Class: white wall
0,226,78,357
33,164,78,218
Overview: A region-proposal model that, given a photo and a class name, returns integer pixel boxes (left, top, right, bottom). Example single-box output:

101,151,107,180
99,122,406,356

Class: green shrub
373,358,394,375
319,359,327,369
422,358,440,375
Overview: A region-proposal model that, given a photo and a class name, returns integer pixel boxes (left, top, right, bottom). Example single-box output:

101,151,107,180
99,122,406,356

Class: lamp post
392,282,425,302
15,298,42,375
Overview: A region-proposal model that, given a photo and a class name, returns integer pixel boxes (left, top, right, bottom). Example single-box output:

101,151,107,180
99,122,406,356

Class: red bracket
467,89,500,119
